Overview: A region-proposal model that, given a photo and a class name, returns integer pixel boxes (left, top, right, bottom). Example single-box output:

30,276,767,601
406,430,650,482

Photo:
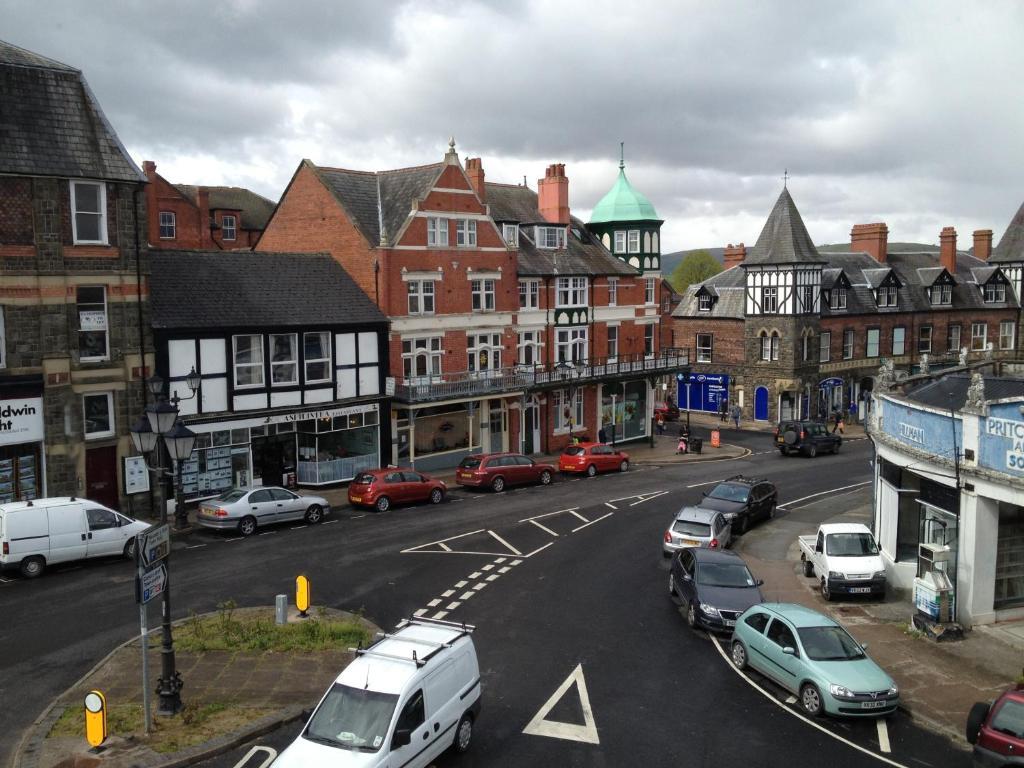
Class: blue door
754,386,769,421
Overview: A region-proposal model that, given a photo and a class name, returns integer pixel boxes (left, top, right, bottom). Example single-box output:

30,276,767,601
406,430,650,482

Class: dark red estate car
968,686,1024,766
455,453,556,493
348,468,446,513
559,443,630,476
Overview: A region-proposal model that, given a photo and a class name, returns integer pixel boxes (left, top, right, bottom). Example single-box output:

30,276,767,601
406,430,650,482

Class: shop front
676,373,728,415
393,396,514,472
600,379,650,443
0,379,45,503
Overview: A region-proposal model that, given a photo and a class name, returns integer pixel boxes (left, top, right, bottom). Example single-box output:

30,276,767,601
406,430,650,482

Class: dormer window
698,294,712,311
877,285,897,307
628,230,640,253
929,284,952,305
984,282,1006,303
536,226,566,250
614,231,626,253
222,215,237,241
503,223,518,246
830,288,847,310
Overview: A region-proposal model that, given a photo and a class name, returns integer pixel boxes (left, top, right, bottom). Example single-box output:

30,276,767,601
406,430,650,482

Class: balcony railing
392,348,690,404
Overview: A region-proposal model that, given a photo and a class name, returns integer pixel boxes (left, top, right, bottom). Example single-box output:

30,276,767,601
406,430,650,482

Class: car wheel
454,713,473,754
539,470,553,486
375,496,391,513
832,441,841,454
304,504,324,524
669,573,677,596
123,538,136,560
238,516,257,537
800,683,824,717
492,476,506,493
767,502,776,520
686,602,698,629
779,447,788,456
620,459,629,472
802,557,814,577
807,445,818,458
821,577,834,601
586,464,597,477
731,640,748,670
430,488,444,505
735,515,748,535
20,555,45,578
967,701,992,745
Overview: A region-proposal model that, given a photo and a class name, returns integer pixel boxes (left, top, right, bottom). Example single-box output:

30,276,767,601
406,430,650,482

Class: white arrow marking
522,663,599,744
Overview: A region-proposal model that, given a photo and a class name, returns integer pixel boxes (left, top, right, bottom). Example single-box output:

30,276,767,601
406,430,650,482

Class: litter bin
689,437,703,454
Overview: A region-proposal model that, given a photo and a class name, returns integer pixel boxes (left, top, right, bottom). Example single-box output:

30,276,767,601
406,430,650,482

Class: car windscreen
697,562,756,588
459,457,481,469
304,683,398,752
990,698,1024,739
563,446,585,456
215,489,247,502
352,473,376,485
672,520,711,537
707,483,749,503
826,532,879,556
797,626,866,661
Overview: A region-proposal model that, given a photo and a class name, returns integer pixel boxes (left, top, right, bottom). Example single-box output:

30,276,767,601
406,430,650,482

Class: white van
0,497,150,578
274,617,482,768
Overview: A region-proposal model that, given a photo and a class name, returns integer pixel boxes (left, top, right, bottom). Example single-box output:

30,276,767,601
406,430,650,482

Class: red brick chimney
465,157,485,203
851,222,889,263
142,160,158,245
973,229,993,261
940,226,958,273
723,243,746,269
198,188,213,249
538,163,570,224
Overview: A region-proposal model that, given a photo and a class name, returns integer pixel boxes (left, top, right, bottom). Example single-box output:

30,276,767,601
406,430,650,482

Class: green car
730,603,898,718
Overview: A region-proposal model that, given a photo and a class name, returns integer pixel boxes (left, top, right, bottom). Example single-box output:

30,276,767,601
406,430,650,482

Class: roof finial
783,168,789,188
619,141,625,170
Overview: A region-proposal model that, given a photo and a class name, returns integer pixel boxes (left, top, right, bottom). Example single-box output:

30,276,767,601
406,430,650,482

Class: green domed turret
589,166,660,223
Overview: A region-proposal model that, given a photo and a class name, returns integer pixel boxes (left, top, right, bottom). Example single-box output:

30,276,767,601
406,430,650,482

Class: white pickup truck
797,523,887,601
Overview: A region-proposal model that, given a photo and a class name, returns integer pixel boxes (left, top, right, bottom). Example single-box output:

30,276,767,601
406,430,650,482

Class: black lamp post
129,368,199,716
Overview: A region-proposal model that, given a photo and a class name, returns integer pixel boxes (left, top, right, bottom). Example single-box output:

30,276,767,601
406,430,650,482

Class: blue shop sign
881,399,961,460
819,377,844,388
677,373,729,413
980,401,1024,477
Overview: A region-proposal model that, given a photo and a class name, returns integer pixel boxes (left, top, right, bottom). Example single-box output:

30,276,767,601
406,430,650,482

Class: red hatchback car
559,443,630,476
968,686,1024,766
348,468,446,513
455,453,556,493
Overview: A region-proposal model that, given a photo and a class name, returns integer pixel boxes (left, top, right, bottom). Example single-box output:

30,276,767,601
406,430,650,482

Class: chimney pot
973,229,993,261
466,157,485,203
850,222,889,263
723,242,746,269
940,226,958,273
538,163,570,224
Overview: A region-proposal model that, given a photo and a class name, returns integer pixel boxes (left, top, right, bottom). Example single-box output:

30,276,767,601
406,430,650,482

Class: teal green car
730,603,898,718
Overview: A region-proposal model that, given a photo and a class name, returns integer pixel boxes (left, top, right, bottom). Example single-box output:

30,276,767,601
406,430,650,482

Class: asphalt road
0,429,968,767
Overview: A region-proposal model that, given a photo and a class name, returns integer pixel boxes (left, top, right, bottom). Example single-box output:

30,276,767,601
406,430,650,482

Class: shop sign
819,377,844,388
123,455,150,495
980,402,1024,476
0,397,44,447
881,398,959,457
280,403,376,424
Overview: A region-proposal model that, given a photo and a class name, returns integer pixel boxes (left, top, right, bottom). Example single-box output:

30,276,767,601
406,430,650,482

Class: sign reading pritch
986,414,1024,471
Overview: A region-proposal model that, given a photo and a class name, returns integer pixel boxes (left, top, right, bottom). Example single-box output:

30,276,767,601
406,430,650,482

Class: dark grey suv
775,420,842,458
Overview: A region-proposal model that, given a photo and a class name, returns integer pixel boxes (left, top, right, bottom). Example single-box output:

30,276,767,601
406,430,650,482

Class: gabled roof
0,40,145,182
173,185,277,230
743,188,824,266
149,250,385,329
821,268,850,290
992,199,1024,264
971,266,1001,284
861,267,902,289
916,267,955,286
588,163,661,224
673,267,746,319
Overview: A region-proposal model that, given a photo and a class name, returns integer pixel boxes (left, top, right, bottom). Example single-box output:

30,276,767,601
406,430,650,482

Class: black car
669,548,765,633
775,420,842,457
699,475,778,534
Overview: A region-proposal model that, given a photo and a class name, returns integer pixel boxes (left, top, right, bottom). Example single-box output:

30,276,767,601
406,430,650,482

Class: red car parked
559,443,630,476
348,468,446,513
455,453,556,493
968,686,1024,766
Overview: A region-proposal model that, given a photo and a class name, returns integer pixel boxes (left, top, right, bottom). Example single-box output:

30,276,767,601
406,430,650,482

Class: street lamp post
129,368,199,716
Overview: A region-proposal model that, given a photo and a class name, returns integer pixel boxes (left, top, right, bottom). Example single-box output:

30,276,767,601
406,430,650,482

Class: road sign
136,563,168,604
139,524,169,567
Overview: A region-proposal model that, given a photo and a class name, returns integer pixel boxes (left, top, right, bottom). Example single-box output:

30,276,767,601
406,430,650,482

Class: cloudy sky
4,0,1023,252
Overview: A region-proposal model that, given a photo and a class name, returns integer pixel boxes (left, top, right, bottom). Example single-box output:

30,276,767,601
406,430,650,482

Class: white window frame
614,231,626,253
628,230,640,254
519,280,539,309
1001,320,1015,350
70,180,107,245
948,324,961,354
556,327,587,363
918,325,932,353
985,283,1007,303
517,330,542,367
269,333,298,386
221,214,237,241
303,331,332,384
607,325,618,361
892,326,906,356
402,337,442,383
555,388,583,431
760,332,771,361
645,277,656,306
608,278,618,306
820,331,831,362
233,334,265,389
877,285,897,307
866,328,880,358
971,322,988,351
471,279,496,312
762,286,778,313
771,332,780,361
407,280,435,315
503,223,519,246
843,329,854,359
830,288,847,310
930,284,952,305
468,333,502,374
644,324,655,358
556,277,588,308
696,333,713,363
456,219,477,247
159,211,176,239
427,217,449,246
77,285,109,362
83,392,115,440
536,226,567,250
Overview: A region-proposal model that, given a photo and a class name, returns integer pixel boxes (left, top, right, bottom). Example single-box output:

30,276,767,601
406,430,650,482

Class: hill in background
661,247,723,277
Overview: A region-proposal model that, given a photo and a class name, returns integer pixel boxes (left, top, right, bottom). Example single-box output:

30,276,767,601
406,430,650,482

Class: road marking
455,580,467,588
442,589,455,597
323,520,338,524
446,601,460,610
0,576,16,583
439,543,452,552
605,502,618,509
258,531,275,536
877,718,891,753
290,525,307,529
488,530,522,556
352,514,367,519
569,510,589,523
711,638,908,767
185,544,207,549
686,478,726,488
510,559,523,566
495,557,507,563
469,572,482,579
231,745,277,768
519,507,579,522
523,542,554,557
428,599,441,607
486,574,500,581
414,608,427,617
433,610,449,620
629,491,668,506
498,566,511,573
460,591,474,600
473,583,487,590
529,519,560,537
402,528,487,553
522,663,599,744
608,491,663,502
777,481,872,510
224,537,244,542
481,564,494,571
572,512,614,532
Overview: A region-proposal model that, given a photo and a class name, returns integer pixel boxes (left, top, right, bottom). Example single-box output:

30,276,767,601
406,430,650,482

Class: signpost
140,524,170,568
135,523,169,735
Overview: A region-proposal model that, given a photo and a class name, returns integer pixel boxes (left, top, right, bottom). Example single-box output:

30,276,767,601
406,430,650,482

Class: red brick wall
0,177,34,243
672,317,745,366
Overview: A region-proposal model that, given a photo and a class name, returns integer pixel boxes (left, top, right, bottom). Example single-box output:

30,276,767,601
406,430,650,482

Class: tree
669,249,722,294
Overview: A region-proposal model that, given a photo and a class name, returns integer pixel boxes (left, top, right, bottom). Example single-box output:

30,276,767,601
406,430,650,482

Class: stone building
0,41,151,511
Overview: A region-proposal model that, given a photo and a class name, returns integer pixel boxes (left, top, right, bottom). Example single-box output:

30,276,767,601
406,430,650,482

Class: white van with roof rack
274,616,482,768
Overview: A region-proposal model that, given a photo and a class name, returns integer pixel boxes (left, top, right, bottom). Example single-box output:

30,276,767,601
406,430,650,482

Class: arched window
652,232,660,253
760,331,771,361
643,232,652,253
771,331,780,361
601,233,611,250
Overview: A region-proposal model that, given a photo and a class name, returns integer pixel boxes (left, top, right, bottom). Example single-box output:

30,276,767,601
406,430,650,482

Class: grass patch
902,622,925,640
174,601,372,652
49,701,273,753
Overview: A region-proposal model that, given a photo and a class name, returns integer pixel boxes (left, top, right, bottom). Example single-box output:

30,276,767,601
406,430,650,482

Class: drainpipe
132,186,154,519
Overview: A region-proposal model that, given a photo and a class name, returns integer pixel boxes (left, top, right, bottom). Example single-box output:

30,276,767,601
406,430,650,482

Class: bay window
556,277,587,307
556,327,587,363
402,337,442,382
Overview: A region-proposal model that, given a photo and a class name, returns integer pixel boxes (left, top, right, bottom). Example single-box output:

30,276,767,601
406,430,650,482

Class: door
524,401,541,455
402,471,429,503
677,549,697,606
489,408,504,453
382,470,409,503
246,489,277,526
390,689,430,768
763,618,803,692
85,506,126,557
86,446,119,510
269,488,302,522
45,504,88,564
423,660,461,763
754,387,770,421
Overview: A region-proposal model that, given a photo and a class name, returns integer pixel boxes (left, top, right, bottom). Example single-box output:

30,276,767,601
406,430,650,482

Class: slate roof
485,182,636,277
0,40,145,182
174,185,277,229
149,250,385,329
673,266,746,319
743,188,824,266
992,199,1024,264
903,375,1024,410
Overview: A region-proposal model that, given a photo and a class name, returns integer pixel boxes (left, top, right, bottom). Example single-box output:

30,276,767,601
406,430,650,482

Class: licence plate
460,472,472,478
850,587,872,594
681,539,698,547
724,619,736,627
351,496,361,503
862,700,887,709
777,436,785,443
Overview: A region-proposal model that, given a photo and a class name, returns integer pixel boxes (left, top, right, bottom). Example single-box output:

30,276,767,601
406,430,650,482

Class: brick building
672,187,1021,424
0,41,151,510
142,160,274,250
258,141,686,470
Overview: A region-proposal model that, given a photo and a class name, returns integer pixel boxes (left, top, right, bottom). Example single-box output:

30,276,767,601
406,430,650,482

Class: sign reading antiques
0,397,44,447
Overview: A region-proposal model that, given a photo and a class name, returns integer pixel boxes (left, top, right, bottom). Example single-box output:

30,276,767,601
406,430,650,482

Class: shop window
233,334,264,388
427,217,448,246
221,215,237,241
519,280,539,309
183,428,253,497
77,286,109,361
83,392,114,440
555,388,583,431
0,306,6,369
696,334,713,363
971,322,988,351
270,333,298,385
608,278,618,306
996,502,1024,609
159,211,176,239
411,403,471,457
471,279,495,312
304,331,332,383
70,180,107,244
607,326,618,361
407,280,435,315
0,445,40,503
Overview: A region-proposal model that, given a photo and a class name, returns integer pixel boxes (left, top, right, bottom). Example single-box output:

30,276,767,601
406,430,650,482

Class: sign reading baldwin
0,398,44,447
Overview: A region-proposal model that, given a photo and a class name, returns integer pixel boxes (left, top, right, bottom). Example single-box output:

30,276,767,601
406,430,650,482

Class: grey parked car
197,487,330,536
662,506,732,557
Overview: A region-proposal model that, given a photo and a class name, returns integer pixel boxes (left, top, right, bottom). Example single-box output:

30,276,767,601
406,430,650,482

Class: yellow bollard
84,690,107,751
296,574,310,618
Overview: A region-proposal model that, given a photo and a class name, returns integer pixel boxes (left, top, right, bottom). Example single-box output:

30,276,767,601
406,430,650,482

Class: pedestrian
731,404,741,429
718,400,727,422
656,414,665,435
849,400,858,423
598,426,607,444
831,410,843,434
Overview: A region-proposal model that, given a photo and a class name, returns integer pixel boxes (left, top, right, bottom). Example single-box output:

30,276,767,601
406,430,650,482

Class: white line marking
572,511,614,532
186,544,207,549
231,745,278,768
439,543,452,552
455,580,467,588
442,589,455,597
323,520,338,524
511,559,523,566
352,514,367,519
777,481,872,510
258,531,275,536
785,696,797,704
401,528,487,553
711,639,908,767
433,610,449,620
495,557,507,563
469,572,482,579
486,574,500,582
427,599,441,607
605,502,618,509
224,537,244,542
522,664,599,744
607,491,665,503
446,602,461,610
630,491,668,506
877,718,891,753
473,583,487,590
290,525,307,530
524,542,554,557
568,510,590,523
0,576,16,583
460,591,474,600
414,608,427,617
481,564,494,571
498,566,511,573
686,478,726,488
488,530,522,556
529,519,560,537
518,507,579,522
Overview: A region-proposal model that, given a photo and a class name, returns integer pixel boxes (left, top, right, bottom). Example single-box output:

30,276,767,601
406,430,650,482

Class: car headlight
828,571,844,580
873,570,887,579
699,602,721,618
829,684,855,700
888,684,899,696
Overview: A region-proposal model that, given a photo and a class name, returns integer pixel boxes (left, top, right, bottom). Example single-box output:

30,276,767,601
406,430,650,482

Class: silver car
662,505,732,556
197,487,330,536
